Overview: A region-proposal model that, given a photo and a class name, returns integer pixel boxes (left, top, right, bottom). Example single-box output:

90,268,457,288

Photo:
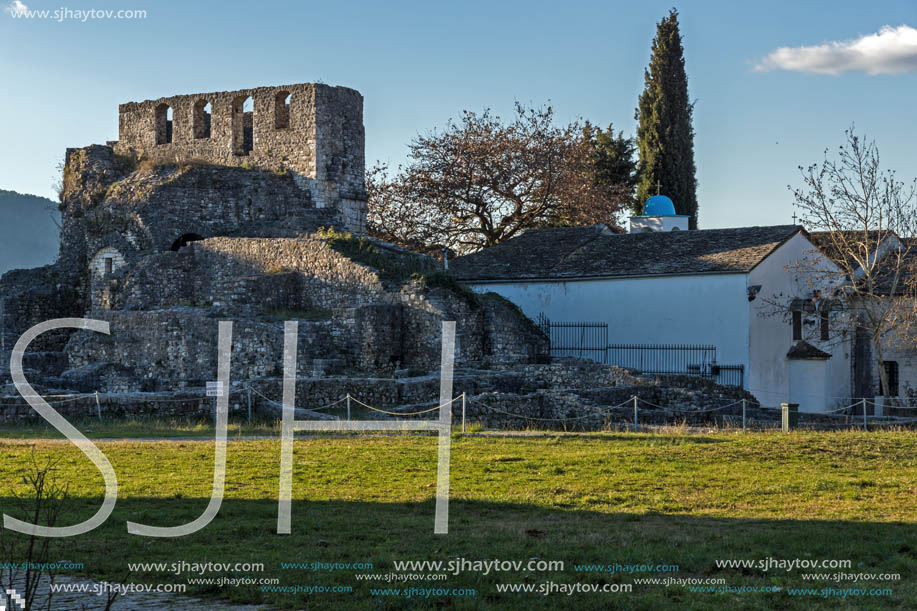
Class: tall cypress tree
635,9,698,227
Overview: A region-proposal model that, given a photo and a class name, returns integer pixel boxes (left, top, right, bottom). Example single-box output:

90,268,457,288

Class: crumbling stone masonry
0,82,750,425
112,83,366,232
0,82,547,408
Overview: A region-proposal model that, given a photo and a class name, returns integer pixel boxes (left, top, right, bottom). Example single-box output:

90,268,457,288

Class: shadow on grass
1,496,913,610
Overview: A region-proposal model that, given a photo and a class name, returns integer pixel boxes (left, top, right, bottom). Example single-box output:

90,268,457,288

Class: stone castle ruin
0,82,552,420
0,82,752,426
112,83,367,233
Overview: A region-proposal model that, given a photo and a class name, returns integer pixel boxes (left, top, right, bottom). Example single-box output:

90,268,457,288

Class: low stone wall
0,392,217,423
101,236,385,314
65,310,342,392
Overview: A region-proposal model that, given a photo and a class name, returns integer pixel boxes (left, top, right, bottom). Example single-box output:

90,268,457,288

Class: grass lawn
0,412,375,440
0,430,914,609
0,416,281,439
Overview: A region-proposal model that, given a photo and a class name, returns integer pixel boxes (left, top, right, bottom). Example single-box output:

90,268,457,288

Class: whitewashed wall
470,232,852,412
871,296,917,403
788,359,829,412
748,232,850,412
470,272,751,373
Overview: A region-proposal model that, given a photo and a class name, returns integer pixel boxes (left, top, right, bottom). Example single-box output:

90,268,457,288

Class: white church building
451,195,851,412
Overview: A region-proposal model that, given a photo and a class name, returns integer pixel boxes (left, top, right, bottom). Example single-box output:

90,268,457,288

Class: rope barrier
245,387,459,417
348,394,461,416
0,394,92,406
746,401,866,415
633,396,743,414
98,394,222,404
608,398,639,410
470,398,608,422
865,401,917,410
5,381,917,430
246,386,349,412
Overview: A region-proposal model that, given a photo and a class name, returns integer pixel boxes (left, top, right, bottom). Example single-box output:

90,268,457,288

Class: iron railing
713,364,745,388
537,314,745,387
609,343,716,375
537,314,608,360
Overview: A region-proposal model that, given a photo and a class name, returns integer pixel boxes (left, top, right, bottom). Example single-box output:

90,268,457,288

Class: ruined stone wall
65,310,343,392
72,235,547,386
0,266,84,353
112,83,366,231
63,145,340,257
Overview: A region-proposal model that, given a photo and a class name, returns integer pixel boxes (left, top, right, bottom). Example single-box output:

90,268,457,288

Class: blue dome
642,195,676,216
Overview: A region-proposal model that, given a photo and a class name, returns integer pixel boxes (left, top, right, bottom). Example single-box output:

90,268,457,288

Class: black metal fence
609,343,716,375
714,364,745,388
536,314,608,360
537,314,745,387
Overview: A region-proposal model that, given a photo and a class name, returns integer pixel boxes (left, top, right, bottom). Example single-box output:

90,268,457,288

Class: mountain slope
0,190,60,275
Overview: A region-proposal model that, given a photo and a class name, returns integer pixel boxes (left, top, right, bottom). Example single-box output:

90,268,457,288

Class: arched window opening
90,247,125,277
193,100,212,139
232,95,254,155
274,91,291,129
670,226,681,231
155,103,173,145
170,233,204,252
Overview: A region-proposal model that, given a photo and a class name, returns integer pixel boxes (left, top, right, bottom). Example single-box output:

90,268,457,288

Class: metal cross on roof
792,212,798,224
655,180,662,195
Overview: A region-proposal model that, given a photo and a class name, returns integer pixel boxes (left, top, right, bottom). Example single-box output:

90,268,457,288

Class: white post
95,391,102,422
346,394,351,422
862,398,868,431
462,392,466,433
633,396,639,433
742,399,746,432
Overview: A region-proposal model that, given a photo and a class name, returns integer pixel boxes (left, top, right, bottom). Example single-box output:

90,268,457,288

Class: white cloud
6,1,29,15
755,25,917,75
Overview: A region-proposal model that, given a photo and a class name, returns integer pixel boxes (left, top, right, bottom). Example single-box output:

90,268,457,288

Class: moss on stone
411,271,480,310
317,227,431,282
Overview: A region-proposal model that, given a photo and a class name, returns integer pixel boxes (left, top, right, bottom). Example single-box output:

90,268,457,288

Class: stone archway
170,233,204,252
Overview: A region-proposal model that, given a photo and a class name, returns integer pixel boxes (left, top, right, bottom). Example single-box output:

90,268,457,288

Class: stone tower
113,82,367,232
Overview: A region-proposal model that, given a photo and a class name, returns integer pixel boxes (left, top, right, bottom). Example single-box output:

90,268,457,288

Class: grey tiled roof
806,230,896,270
450,224,803,281
808,231,917,295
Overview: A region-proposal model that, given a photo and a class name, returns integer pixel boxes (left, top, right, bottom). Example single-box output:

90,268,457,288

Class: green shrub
411,272,480,310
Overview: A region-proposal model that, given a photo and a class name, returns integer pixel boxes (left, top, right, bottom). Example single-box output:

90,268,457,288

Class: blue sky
1,0,916,229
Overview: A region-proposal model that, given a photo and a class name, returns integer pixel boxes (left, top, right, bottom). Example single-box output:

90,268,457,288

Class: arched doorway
155,104,173,145
193,100,212,139
232,95,254,155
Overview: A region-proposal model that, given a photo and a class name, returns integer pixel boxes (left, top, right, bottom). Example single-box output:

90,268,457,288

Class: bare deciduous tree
367,104,631,255
791,127,917,398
